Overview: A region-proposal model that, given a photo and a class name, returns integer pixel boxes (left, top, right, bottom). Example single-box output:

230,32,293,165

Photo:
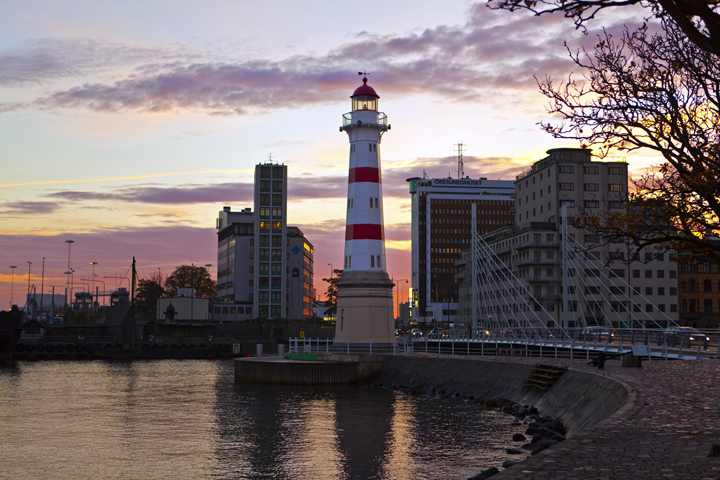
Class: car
429,328,447,339
662,327,709,347
410,328,423,338
581,326,613,340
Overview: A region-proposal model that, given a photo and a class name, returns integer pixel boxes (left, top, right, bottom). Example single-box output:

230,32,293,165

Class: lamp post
9,266,17,308
393,278,408,324
82,278,105,308
27,261,32,299
65,239,74,305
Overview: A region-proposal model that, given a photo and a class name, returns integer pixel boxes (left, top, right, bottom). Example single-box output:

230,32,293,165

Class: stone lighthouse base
334,271,395,343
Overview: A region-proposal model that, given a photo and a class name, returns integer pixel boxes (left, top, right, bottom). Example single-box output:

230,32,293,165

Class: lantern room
351,77,379,111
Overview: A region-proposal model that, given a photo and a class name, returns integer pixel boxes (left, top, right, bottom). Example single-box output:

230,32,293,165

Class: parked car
662,327,709,347
410,328,423,338
429,328,447,339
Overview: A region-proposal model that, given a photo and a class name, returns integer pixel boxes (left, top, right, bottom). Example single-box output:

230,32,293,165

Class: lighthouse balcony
341,112,388,128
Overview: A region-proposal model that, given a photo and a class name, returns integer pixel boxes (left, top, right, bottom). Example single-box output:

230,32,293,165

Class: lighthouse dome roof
352,77,379,98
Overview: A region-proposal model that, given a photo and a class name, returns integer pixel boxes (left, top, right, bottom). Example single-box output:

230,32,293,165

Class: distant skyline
0,0,654,308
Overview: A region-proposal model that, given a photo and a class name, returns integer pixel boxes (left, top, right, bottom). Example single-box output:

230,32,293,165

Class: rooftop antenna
422,170,429,179
268,153,273,164
454,142,465,179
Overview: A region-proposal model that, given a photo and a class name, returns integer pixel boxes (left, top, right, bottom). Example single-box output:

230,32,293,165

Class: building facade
406,176,515,326
456,148,679,331
678,252,720,329
215,163,313,321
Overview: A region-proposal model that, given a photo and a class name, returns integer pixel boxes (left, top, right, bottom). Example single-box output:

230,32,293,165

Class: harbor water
0,360,524,479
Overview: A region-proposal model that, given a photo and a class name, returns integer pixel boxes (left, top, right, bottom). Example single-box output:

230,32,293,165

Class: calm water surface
0,360,524,479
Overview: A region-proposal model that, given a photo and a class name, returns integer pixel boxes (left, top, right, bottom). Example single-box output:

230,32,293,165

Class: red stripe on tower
348,167,381,184
345,224,384,241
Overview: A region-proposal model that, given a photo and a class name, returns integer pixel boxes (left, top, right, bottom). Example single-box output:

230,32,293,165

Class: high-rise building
456,148,679,330
215,162,313,321
406,176,515,325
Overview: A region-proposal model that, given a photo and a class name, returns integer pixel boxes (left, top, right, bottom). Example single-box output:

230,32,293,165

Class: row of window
682,298,720,313
680,279,720,292
259,194,284,206
259,221,283,233
558,183,623,192
259,166,284,179
557,165,624,175
347,197,380,210
214,306,253,315
259,207,282,218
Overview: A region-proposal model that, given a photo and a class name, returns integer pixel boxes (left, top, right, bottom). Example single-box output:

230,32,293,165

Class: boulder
506,448,524,455
502,460,518,468
467,466,500,479
512,433,526,442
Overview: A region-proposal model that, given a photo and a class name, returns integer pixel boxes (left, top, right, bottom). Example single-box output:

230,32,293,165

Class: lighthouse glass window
353,97,377,111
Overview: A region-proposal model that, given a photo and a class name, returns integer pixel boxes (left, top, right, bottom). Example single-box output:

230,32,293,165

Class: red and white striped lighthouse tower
335,73,395,343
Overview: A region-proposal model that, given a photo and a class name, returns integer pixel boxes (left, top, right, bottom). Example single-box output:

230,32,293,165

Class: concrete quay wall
372,356,630,437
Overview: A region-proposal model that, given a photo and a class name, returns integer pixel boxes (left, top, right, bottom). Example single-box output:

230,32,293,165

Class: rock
521,443,535,450
525,426,542,436
512,433,526,441
709,443,720,457
529,406,538,414
502,460,518,468
531,434,542,444
549,432,566,442
501,406,514,414
467,466,500,479
530,445,547,456
510,420,521,426
538,439,559,448
506,448,524,455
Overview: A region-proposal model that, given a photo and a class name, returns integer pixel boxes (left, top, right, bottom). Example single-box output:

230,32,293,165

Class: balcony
341,112,388,127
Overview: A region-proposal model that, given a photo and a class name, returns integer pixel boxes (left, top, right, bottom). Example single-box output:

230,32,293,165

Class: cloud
0,201,61,216
0,5,637,116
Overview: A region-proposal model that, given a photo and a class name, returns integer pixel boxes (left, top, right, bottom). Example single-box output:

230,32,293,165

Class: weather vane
358,70,370,77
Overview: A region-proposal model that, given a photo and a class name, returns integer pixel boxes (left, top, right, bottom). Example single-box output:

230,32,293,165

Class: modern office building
455,148,679,330
215,163,313,321
406,176,515,325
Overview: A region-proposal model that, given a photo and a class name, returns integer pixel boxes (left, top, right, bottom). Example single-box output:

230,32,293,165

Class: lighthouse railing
341,112,387,126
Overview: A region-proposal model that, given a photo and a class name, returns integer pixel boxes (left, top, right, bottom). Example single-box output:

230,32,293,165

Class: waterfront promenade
448,355,720,479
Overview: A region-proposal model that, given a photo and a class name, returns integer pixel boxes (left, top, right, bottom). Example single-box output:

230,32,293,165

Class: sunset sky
0,0,655,308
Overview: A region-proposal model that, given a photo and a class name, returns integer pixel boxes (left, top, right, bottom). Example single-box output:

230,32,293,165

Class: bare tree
488,0,720,56
536,21,720,260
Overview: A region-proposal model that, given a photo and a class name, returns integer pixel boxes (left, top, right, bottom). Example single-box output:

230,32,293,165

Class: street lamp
82,277,105,308
27,261,32,299
65,240,74,301
392,277,409,323
328,263,333,279
9,266,17,307
90,262,98,296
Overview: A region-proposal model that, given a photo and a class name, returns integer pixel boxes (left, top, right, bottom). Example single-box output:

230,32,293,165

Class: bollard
597,351,606,369
256,344,263,357
278,344,285,357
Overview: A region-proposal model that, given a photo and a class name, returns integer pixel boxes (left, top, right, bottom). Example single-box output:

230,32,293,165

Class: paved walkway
479,356,720,479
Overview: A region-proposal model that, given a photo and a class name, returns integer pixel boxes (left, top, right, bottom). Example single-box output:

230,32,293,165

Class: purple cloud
0,5,641,116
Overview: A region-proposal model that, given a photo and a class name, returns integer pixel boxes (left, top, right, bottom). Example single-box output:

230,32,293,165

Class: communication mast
454,142,465,179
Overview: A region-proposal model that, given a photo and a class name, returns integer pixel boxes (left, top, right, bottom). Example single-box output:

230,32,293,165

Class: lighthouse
335,73,395,344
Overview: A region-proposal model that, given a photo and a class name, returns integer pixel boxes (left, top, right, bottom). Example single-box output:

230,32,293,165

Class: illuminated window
259,221,269,232
609,184,623,192
272,221,282,232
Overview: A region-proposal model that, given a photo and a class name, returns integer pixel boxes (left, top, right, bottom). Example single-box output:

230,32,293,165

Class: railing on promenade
290,327,720,360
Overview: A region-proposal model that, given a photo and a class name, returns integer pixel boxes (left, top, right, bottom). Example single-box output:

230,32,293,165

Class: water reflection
0,361,524,480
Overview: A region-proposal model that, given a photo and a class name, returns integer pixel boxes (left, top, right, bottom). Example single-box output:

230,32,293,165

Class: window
260,194,271,205
259,207,270,218
657,270,664,278
249,252,254,259
546,251,554,260
260,235,270,246
669,270,676,278
658,287,665,295
584,183,599,191
669,252,677,261
705,299,713,313
272,194,283,205
260,166,271,178
632,270,640,278
658,304,665,312
611,269,625,277
586,286,600,294
585,268,600,277
259,248,269,261
249,265,254,273
272,167,283,179
584,166,599,174
609,286,625,294
645,287,653,295
609,184,623,192
585,234,599,242
584,200,600,208
272,236,282,247
259,277,269,289
608,166,623,175
371,256,375,267
609,252,624,260
272,249,282,261
259,180,271,192
272,221,282,232
670,287,677,295
272,180,283,192
560,199,575,207
645,252,653,261
271,263,282,275
272,207,282,218
670,304,678,313
546,268,554,276
546,234,554,242
559,183,574,191
645,304,654,313
559,165,574,173
608,201,624,209
645,270,652,278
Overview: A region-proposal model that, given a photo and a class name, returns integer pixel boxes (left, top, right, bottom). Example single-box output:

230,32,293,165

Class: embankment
372,356,630,437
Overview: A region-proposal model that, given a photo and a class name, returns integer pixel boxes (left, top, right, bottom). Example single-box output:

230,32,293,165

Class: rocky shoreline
371,380,567,480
